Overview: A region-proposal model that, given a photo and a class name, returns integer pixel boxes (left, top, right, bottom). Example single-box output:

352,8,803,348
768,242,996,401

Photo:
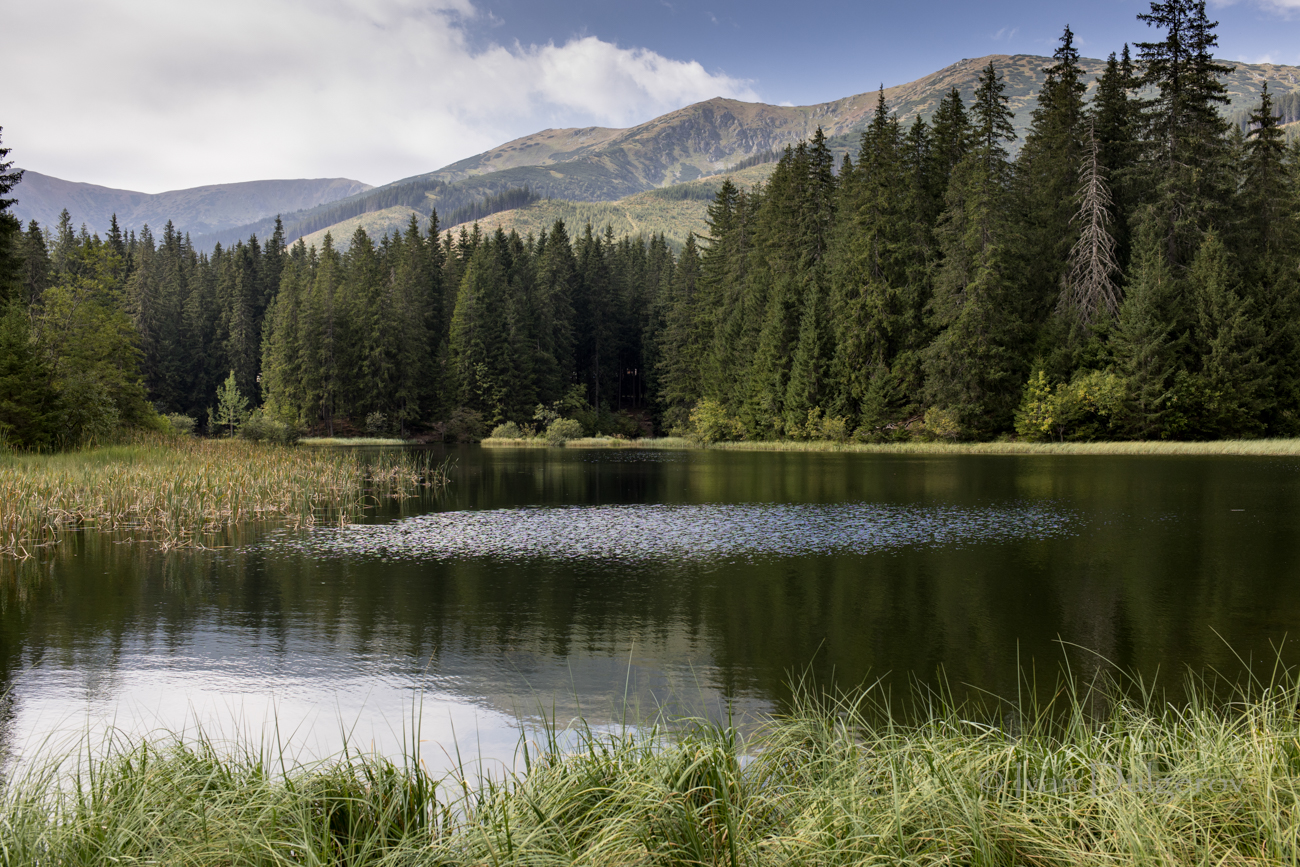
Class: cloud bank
3,0,758,191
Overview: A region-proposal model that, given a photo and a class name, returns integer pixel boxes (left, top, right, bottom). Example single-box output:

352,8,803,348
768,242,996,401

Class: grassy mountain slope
300,164,777,253
11,172,372,239
212,55,1300,252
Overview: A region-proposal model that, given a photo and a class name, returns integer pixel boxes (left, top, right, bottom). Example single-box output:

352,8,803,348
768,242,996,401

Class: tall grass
0,435,451,557
4,670,1300,865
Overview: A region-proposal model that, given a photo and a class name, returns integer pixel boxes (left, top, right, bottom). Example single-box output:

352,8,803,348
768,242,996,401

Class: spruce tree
922,62,1026,435
1018,25,1088,320
1136,0,1235,267
0,128,23,305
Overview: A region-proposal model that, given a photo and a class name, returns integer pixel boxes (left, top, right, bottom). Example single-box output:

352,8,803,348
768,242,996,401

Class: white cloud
2,0,757,191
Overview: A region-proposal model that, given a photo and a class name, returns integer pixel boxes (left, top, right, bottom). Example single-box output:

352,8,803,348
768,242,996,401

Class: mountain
9,172,373,239
240,53,1300,251
25,52,1300,252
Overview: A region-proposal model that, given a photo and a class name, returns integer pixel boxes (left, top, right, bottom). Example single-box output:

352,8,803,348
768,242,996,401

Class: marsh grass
5,668,1300,866
482,436,694,449
300,437,412,446
0,436,451,558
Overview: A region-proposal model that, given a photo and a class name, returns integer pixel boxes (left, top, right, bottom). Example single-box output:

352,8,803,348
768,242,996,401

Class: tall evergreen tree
1136,0,1235,267
922,62,1026,435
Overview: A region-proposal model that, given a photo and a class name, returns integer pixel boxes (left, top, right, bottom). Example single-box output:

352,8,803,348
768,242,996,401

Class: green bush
1015,369,1126,442
545,417,585,445
444,408,486,443
689,399,743,443
238,410,300,445
364,411,389,436
163,413,196,437
490,421,523,439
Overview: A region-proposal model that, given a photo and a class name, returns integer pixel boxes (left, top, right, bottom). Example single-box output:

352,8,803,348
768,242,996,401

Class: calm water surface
3,447,1299,770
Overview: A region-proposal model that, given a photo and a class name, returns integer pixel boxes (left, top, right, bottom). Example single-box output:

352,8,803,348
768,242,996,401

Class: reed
3,670,1299,866
0,435,451,558
300,437,411,446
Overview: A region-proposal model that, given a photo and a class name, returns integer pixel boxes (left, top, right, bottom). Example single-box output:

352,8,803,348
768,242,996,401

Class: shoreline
482,435,1300,456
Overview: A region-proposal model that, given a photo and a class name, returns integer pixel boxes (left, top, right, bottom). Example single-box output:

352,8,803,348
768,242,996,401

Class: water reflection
3,448,1300,771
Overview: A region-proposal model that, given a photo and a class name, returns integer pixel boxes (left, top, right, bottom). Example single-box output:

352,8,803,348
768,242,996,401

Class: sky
4,0,1299,193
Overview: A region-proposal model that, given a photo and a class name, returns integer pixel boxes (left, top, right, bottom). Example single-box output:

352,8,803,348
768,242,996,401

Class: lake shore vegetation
4,673,1300,866
0,434,451,557
4,3,1298,451
484,433,1300,456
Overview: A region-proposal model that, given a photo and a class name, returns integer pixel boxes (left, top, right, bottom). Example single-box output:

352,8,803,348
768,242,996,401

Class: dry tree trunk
1059,121,1122,325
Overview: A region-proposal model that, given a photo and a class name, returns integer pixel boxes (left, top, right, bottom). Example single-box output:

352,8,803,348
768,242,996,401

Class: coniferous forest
3,1,1300,448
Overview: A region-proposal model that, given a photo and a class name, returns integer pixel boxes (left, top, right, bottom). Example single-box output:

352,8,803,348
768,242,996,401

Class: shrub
364,411,389,436
545,418,585,446
1015,369,1126,442
689,399,743,443
820,413,850,442
923,407,962,440
490,421,523,439
163,413,196,437
444,408,486,443
239,410,300,445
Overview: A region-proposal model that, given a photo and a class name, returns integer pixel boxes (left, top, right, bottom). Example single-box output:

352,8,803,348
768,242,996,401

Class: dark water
3,446,1300,769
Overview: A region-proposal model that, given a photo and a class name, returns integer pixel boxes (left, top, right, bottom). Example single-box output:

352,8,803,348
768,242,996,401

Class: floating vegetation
5,672,1300,865
0,436,452,557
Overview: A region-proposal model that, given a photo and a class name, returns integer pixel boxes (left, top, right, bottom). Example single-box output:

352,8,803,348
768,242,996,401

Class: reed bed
4,673,1300,866
0,436,451,557
300,437,412,446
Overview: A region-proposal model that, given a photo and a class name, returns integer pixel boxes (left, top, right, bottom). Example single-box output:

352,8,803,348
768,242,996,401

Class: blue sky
4,0,1298,192
466,0,1299,105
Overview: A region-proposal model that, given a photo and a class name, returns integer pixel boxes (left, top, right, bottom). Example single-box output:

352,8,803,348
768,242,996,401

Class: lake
3,446,1299,772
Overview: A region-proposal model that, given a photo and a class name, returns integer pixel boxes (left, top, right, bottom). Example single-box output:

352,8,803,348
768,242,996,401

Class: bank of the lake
5,680,1298,866
0,436,450,557
484,434,1300,456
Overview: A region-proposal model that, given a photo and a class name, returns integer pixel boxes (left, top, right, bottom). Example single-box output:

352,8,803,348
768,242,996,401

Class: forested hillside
2,2,1299,448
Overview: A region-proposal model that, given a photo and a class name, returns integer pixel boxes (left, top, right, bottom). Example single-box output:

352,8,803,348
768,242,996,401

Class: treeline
1232,89,1300,130
2,0,1299,448
443,186,540,228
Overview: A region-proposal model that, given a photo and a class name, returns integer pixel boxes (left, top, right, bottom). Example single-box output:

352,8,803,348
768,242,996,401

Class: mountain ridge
18,52,1300,251
9,172,373,240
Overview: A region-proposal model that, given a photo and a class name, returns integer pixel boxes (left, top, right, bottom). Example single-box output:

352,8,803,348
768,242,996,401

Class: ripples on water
278,501,1079,563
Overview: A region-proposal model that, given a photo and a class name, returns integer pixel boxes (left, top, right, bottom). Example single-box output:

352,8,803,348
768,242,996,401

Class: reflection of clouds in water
3,632,759,776
282,501,1078,563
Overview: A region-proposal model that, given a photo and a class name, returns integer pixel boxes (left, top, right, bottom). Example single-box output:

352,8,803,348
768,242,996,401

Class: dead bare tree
1059,121,1122,325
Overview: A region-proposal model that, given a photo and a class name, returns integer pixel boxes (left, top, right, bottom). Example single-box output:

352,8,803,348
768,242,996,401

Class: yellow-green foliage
0,435,449,557
690,398,744,443
7,675,1300,866
1016,370,1127,442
